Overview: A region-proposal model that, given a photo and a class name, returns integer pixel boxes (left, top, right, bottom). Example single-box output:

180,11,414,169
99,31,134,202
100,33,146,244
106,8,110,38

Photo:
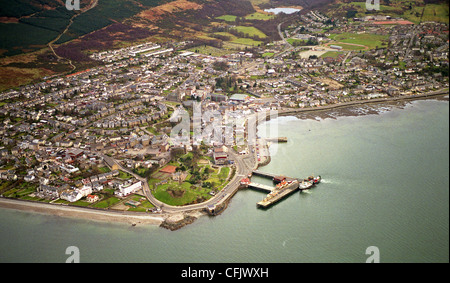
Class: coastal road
101,149,254,214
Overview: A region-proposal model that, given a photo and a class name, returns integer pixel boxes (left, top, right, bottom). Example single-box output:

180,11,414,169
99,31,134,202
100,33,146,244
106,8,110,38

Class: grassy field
151,165,230,206
231,37,264,46
332,1,449,24
403,3,449,24
188,45,234,56
92,196,121,209
231,26,267,39
330,43,367,51
329,32,389,49
216,15,237,22
211,31,264,48
153,181,211,206
321,51,345,58
245,12,275,20
262,52,275,57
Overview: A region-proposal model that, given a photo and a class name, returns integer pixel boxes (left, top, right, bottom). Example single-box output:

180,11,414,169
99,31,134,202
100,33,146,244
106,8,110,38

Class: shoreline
0,90,448,227
0,198,165,227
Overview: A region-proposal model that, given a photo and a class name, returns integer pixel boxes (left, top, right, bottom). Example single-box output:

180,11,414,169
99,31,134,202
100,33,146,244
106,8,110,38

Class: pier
248,182,275,193
256,180,300,209
243,170,310,209
251,170,279,179
265,137,288,143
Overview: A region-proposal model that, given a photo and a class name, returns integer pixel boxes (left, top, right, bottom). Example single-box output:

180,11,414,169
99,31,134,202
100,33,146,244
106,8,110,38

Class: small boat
306,175,322,185
313,175,321,184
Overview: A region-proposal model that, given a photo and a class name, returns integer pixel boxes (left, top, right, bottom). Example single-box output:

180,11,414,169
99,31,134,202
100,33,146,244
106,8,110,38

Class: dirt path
48,0,99,72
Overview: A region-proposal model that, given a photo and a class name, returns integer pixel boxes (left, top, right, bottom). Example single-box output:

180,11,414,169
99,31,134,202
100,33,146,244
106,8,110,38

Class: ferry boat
276,180,288,190
299,180,313,190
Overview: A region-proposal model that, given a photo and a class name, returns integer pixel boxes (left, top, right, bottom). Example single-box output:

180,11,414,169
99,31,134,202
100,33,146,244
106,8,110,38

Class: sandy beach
0,198,165,226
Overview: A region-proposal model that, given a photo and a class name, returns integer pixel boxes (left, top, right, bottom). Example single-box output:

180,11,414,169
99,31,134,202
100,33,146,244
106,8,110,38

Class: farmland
231,26,268,39
328,32,389,49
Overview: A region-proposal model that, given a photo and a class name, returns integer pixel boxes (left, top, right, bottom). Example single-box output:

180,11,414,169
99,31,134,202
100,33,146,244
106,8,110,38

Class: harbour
242,170,322,209
0,99,448,263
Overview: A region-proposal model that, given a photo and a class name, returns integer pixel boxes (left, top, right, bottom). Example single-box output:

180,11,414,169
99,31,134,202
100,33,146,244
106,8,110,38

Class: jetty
256,180,300,209
242,170,320,209
265,137,288,143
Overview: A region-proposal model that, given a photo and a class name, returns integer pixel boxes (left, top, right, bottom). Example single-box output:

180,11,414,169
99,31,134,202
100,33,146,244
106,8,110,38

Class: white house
77,185,93,197
60,190,83,203
115,181,142,197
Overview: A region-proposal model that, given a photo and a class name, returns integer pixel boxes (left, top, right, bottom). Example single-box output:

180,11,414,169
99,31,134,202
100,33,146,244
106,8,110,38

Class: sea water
0,99,448,263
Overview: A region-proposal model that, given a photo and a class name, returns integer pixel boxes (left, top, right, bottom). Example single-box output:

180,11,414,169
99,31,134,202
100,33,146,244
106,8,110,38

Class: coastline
0,90,448,227
0,198,165,227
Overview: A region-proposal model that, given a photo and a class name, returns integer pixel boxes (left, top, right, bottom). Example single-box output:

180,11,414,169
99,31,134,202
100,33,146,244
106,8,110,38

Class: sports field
328,32,389,49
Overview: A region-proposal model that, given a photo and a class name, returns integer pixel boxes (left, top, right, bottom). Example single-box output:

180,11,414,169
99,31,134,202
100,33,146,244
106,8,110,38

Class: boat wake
282,237,300,247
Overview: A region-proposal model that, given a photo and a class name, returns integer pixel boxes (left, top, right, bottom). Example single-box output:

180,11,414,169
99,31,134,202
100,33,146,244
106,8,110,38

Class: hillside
0,0,448,92
319,0,449,24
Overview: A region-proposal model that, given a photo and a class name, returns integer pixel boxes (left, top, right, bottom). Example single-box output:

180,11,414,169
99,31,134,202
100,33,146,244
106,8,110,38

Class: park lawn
332,43,367,51
245,12,275,20
148,178,162,189
118,170,133,180
205,166,230,188
153,181,212,206
231,26,267,39
92,196,121,209
262,52,274,58
216,15,237,22
329,32,389,49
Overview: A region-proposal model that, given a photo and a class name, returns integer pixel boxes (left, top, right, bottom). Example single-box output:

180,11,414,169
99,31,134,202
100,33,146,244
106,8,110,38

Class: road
101,130,259,214
48,0,99,71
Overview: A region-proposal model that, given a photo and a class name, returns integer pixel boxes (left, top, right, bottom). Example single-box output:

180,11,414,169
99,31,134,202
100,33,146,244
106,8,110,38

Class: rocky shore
159,212,202,231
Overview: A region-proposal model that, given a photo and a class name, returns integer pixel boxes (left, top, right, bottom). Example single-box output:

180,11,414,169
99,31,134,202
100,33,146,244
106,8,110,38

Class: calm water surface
0,99,448,263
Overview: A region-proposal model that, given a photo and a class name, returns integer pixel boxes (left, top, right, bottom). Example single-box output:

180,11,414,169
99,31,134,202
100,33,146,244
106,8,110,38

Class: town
0,9,448,217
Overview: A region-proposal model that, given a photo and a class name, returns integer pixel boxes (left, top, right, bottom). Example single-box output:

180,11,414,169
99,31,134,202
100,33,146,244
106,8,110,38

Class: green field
403,3,449,24
329,32,389,49
337,1,449,24
231,37,263,46
321,51,345,58
152,165,230,206
262,52,275,58
211,31,264,47
188,45,234,56
231,26,267,39
331,43,367,51
216,15,237,22
245,12,275,20
153,181,212,206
